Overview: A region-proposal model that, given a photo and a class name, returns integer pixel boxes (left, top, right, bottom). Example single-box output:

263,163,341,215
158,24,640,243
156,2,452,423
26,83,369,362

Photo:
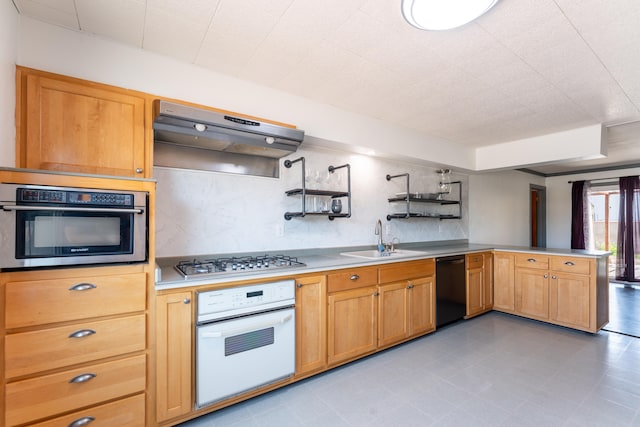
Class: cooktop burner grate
175,254,306,278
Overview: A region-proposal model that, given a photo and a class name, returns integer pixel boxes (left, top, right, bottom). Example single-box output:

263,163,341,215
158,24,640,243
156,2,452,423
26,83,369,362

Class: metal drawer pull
527,258,537,262
552,275,557,279
69,373,96,384
69,283,97,291
69,416,95,427
544,274,548,278
407,283,414,289
68,329,96,339
564,261,575,266
350,274,360,280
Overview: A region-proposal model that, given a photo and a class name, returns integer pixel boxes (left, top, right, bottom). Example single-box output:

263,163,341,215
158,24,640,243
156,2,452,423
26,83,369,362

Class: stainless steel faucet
375,219,383,249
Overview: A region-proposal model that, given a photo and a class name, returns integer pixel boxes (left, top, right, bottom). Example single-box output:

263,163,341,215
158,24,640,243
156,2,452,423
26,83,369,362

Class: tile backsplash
154,145,468,257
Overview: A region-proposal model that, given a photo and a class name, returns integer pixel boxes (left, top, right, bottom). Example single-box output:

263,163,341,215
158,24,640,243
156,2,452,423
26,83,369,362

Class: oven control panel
197,280,295,323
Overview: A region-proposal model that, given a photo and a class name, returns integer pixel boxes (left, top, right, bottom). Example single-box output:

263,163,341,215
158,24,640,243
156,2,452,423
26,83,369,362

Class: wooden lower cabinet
295,275,327,377
515,268,550,320
327,286,378,365
549,271,591,329
1,265,149,427
509,253,607,333
378,267,435,348
493,252,515,312
156,291,193,423
465,252,493,318
30,394,146,427
6,355,146,426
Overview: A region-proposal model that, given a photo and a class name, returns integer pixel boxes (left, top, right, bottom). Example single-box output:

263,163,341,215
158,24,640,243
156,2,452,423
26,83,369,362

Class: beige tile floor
179,312,640,426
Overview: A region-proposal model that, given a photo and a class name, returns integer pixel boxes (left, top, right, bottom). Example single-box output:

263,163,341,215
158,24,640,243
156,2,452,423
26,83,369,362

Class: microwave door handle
200,313,293,339
0,205,144,214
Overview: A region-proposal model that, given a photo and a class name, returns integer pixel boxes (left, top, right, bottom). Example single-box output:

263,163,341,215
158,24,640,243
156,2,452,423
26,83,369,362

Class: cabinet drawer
378,259,434,283
550,256,591,275
5,315,145,379
5,354,146,426
29,393,145,427
514,254,549,270
327,267,378,292
466,253,484,269
5,273,146,328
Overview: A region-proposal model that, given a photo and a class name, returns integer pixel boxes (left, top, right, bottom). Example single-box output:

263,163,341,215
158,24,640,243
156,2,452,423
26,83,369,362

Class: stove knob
231,264,237,270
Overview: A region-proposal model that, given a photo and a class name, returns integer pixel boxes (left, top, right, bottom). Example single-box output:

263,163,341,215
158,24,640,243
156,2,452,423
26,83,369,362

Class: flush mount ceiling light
401,0,499,31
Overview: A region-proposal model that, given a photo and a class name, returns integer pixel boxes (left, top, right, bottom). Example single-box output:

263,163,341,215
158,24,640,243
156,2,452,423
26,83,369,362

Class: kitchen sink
340,249,428,260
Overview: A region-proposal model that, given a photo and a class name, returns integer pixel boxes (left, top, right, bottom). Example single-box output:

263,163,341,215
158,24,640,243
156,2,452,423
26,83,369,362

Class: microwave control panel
17,188,134,207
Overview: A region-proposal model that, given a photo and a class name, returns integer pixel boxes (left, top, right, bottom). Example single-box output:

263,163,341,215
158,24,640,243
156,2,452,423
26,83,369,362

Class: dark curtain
571,181,587,249
616,176,640,282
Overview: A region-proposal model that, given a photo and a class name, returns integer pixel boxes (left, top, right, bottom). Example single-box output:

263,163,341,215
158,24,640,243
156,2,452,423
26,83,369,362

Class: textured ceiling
12,0,640,175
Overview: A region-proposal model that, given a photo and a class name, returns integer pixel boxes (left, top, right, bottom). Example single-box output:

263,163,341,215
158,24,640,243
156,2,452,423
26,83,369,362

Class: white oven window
33,216,121,247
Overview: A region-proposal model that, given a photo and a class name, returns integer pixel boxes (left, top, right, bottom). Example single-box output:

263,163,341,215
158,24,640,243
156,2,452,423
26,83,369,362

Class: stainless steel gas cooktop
174,254,306,279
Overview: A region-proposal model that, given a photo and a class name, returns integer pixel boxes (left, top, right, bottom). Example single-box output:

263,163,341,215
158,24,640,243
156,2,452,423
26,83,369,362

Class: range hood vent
153,100,304,178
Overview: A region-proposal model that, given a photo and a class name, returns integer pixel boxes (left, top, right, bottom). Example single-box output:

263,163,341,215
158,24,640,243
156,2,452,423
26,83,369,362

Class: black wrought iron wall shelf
386,173,462,221
283,157,351,220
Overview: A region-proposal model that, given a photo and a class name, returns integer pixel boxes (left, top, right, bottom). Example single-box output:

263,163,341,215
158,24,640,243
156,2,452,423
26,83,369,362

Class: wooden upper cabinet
16,67,150,178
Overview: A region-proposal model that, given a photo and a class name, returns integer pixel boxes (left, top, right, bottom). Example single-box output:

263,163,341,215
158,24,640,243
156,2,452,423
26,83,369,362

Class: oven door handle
0,205,144,214
201,313,293,338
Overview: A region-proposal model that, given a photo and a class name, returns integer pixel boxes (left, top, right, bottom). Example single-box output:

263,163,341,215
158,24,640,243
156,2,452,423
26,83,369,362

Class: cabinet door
493,252,515,312
156,292,192,422
295,275,327,377
466,267,483,317
327,286,378,366
515,269,549,320
408,276,435,336
483,253,493,310
378,281,409,348
549,272,591,329
20,71,147,177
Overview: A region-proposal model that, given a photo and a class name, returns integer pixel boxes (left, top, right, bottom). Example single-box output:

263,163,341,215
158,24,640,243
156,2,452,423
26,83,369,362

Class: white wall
0,2,18,167
468,170,545,246
155,145,469,257
546,167,640,249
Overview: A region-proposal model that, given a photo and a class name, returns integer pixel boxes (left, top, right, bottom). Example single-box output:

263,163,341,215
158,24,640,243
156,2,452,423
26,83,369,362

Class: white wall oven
0,184,148,268
196,280,295,408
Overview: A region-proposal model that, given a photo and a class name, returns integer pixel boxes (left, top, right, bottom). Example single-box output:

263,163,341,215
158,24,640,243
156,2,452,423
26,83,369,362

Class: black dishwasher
436,255,466,327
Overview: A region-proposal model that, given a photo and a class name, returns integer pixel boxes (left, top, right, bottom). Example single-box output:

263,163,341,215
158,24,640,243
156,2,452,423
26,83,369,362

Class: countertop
155,241,610,290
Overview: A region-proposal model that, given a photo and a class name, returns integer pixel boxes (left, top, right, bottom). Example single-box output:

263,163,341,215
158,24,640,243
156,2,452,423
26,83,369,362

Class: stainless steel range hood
153,100,304,178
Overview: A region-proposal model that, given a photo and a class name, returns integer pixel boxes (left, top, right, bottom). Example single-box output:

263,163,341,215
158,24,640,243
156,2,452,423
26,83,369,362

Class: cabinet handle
407,283,414,289
297,283,303,288
68,329,96,339
69,373,96,384
544,274,548,278
564,261,575,266
68,417,95,427
135,168,143,174
183,298,191,304
69,283,97,291
527,258,537,263
350,274,360,281
373,291,379,297
552,275,557,279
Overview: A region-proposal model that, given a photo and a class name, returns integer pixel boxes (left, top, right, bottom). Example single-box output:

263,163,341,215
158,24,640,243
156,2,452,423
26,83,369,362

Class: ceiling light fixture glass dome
401,0,499,31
